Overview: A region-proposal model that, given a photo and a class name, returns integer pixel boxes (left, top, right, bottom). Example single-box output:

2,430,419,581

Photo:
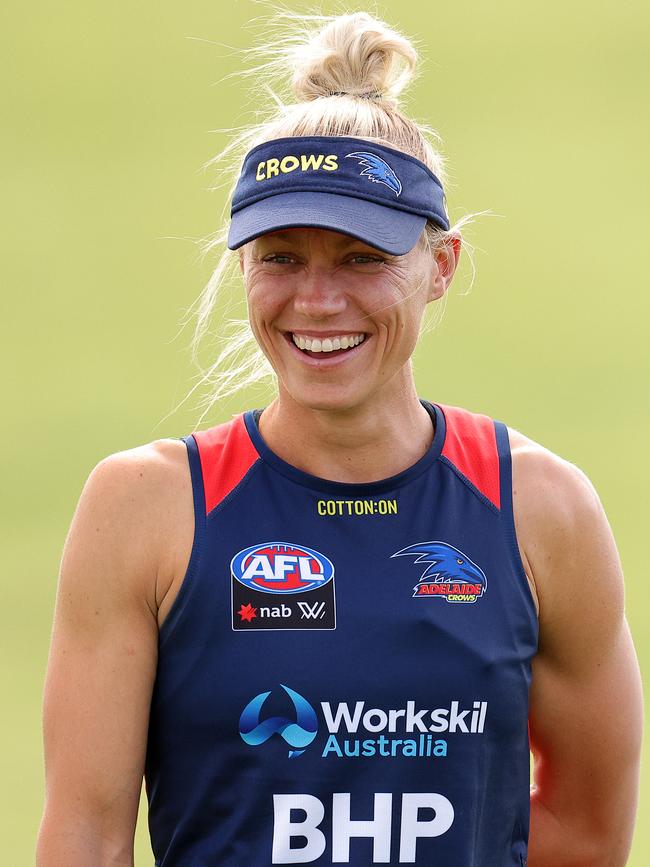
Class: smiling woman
184,15,474,417
37,9,642,867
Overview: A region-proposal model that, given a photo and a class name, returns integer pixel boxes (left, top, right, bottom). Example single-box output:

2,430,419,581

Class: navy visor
227,136,449,256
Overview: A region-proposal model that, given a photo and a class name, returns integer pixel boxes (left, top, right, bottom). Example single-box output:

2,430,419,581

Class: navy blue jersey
144,400,538,866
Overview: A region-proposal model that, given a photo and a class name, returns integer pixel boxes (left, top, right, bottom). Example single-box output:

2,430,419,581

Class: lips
283,331,369,363
291,332,366,353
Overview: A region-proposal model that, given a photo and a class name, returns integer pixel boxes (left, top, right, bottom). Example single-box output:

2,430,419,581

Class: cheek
370,264,427,308
245,281,289,330
367,277,427,336
391,298,428,358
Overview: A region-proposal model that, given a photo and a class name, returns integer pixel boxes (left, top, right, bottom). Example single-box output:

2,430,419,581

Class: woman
37,12,642,867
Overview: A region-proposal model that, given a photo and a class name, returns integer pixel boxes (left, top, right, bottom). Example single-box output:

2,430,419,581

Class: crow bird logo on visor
345,152,403,197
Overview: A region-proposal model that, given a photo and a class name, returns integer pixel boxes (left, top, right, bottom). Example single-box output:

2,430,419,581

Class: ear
427,235,461,302
238,249,245,274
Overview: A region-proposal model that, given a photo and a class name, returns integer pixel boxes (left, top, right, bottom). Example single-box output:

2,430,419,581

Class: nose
293,267,347,320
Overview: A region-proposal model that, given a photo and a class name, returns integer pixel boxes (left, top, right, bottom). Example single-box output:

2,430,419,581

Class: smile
283,331,369,363
291,332,366,353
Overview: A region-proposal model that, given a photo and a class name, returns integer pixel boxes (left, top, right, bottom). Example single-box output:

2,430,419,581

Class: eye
261,253,297,265
349,254,385,265
456,558,464,565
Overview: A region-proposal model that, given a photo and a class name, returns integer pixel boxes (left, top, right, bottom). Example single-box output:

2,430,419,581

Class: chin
285,381,371,414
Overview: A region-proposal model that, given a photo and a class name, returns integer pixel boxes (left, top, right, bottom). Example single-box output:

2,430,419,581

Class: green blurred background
2,0,647,862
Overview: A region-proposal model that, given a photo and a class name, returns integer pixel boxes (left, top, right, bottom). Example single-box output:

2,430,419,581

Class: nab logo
239,683,318,758
231,542,337,631
231,542,334,594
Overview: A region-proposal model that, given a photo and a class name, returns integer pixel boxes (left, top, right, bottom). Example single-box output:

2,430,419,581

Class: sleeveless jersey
144,400,538,866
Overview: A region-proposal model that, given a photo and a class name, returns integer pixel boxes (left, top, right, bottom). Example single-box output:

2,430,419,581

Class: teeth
291,333,366,353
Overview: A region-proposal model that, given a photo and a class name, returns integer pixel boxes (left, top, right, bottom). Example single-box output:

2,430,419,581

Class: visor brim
227,192,427,256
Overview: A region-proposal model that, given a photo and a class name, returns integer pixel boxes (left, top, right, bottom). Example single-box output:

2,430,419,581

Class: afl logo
231,542,334,595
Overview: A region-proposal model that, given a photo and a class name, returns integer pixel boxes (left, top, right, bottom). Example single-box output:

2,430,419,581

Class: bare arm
511,435,643,866
36,443,183,866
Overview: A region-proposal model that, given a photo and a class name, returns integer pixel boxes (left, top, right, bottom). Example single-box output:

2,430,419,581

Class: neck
257,378,435,484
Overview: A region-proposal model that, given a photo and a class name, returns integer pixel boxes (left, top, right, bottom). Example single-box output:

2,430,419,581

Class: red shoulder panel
437,403,500,510
191,414,260,515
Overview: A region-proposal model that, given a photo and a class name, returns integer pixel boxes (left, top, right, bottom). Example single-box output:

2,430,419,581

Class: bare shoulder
83,437,193,626
506,424,600,519
94,436,190,500
506,424,615,629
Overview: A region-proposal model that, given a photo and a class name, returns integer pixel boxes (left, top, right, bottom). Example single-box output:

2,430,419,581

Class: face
240,227,459,413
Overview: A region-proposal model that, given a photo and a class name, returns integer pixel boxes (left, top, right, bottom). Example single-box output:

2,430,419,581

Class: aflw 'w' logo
297,601,326,619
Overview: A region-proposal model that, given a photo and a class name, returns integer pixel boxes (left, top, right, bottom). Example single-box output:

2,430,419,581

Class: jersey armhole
157,434,207,651
494,420,539,624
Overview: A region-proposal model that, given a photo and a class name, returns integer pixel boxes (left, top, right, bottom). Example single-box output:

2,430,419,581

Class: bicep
40,455,160,846
530,619,641,829
526,459,642,841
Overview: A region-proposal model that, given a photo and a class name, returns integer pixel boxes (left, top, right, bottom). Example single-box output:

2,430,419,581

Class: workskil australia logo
392,540,487,603
231,542,336,631
239,684,487,760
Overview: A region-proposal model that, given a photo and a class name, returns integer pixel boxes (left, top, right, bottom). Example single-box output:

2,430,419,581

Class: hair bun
290,12,417,105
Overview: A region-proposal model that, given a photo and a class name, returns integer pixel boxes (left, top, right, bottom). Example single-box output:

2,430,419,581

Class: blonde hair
177,11,479,425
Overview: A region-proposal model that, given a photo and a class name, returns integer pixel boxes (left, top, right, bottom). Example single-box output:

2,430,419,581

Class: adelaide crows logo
392,541,487,603
239,684,318,758
346,152,402,196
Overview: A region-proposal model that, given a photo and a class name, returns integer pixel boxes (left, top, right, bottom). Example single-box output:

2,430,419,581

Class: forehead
251,227,385,252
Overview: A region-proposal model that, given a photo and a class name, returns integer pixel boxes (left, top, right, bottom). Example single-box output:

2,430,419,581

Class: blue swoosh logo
239,684,318,758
